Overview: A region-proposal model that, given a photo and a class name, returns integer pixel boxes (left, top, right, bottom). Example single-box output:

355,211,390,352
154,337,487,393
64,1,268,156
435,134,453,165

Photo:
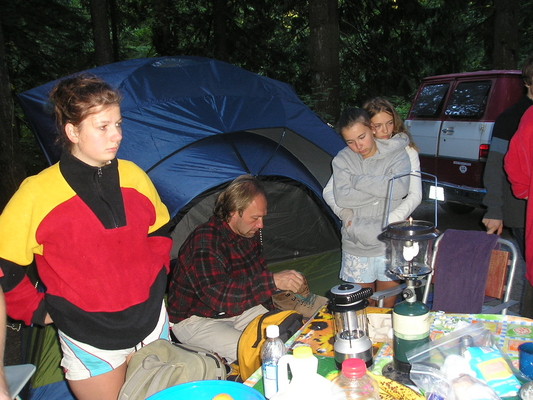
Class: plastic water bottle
331,358,380,400
261,325,286,399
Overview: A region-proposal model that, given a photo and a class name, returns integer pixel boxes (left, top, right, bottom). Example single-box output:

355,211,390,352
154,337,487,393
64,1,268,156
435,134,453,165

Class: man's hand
482,218,503,235
273,270,305,293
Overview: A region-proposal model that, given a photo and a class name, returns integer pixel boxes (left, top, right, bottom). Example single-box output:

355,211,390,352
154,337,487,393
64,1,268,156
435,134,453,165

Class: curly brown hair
49,73,122,151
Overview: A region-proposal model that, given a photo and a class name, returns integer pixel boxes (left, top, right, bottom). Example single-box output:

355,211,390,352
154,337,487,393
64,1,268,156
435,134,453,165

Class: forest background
0,0,530,209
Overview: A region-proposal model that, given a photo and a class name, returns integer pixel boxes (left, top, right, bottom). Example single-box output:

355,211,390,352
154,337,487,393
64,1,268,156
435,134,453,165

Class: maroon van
405,70,524,213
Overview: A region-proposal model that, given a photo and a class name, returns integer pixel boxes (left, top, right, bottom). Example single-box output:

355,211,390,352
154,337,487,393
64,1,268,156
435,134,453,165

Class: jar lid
329,284,372,306
341,358,366,379
266,325,279,339
293,346,313,359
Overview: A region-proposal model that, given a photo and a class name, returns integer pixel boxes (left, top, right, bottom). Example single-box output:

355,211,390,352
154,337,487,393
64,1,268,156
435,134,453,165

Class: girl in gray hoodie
324,108,411,307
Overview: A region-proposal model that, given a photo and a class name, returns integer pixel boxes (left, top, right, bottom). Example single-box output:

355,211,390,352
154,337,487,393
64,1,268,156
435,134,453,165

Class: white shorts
59,301,170,380
340,252,396,283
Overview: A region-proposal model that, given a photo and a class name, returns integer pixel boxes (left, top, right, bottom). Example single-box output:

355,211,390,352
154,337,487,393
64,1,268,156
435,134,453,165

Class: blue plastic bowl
146,380,265,400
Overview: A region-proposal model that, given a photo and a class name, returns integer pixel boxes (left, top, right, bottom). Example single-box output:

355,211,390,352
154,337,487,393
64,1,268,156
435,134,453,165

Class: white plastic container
272,346,333,400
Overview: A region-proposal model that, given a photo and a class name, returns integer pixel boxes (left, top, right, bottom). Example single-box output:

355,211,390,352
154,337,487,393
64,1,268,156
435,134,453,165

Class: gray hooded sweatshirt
331,133,410,257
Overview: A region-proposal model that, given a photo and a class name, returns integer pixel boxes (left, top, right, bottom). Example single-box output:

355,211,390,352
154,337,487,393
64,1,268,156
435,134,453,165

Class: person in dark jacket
483,54,533,317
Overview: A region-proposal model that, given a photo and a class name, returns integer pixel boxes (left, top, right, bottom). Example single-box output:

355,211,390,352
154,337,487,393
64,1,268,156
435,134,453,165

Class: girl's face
341,122,377,159
371,111,395,140
65,105,122,167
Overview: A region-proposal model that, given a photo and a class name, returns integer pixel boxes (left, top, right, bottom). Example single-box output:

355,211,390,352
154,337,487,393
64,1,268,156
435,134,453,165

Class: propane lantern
378,217,440,383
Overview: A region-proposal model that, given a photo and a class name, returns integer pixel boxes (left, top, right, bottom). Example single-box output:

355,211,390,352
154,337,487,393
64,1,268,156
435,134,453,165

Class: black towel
431,229,499,314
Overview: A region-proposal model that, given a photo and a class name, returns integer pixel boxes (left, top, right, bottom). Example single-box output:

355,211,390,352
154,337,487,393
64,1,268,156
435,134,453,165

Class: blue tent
18,56,344,263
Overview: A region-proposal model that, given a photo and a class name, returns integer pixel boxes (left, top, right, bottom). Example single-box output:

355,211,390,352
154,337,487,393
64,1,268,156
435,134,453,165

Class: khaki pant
171,304,268,363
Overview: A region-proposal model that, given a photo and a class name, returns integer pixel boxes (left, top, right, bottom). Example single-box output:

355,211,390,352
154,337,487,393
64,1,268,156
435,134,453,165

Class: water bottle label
262,364,278,399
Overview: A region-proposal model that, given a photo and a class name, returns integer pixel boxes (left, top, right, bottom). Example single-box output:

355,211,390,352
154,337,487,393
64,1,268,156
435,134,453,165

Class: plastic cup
518,342,533,380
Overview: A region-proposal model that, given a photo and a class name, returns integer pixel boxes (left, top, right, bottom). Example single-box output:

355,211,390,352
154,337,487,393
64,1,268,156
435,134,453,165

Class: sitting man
167,175,326,363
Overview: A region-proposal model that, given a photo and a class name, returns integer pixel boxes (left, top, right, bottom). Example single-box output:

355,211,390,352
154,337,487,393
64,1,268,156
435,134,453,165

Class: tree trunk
0,24,26,211
90,0,114,66
152,0,174,55
213,0,228,62
493,0,519,69
309,0,340,123
109,0,120,60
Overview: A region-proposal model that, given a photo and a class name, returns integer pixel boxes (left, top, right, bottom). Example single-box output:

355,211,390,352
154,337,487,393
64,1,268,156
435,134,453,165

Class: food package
463,346,521,397
407,323,524,398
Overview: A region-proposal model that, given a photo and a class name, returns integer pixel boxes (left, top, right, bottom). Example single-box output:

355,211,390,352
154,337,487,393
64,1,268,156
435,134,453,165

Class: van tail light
479,144,489,161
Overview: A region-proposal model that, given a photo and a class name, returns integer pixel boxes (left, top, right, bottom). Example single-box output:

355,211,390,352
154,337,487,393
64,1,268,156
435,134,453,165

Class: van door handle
442,127,454,135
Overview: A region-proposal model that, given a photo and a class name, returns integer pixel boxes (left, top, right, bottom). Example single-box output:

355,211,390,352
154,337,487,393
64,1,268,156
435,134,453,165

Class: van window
445,81,491,118
410,83,449,117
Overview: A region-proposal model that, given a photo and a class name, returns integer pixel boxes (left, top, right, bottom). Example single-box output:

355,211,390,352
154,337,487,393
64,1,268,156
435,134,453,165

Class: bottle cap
341,358,366,379
293,346,313,359
266,325,280,339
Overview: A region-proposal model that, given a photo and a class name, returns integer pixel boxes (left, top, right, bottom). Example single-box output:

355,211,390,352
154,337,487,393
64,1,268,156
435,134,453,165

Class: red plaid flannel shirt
168,215,276,322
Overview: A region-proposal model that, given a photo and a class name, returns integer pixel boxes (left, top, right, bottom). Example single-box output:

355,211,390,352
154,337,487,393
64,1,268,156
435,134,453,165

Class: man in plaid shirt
167,175,305,363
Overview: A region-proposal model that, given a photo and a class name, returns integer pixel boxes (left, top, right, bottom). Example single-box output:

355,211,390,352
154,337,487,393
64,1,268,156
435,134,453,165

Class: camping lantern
378,217,440,383
328,284,373,369
381,218,438,279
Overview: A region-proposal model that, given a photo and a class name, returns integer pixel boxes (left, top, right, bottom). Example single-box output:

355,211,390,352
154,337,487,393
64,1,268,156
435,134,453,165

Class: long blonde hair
363,97,418,151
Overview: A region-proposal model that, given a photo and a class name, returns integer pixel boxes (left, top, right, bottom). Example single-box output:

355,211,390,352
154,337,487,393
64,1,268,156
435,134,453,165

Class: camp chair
421,230,519,315
6,364,35,399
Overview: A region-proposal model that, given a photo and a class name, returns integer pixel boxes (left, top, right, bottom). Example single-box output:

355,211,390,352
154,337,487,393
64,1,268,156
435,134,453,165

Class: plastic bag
463,346,520,397
451,374,500,400
410,363,500,400
409,363,455,400
406,323,522,398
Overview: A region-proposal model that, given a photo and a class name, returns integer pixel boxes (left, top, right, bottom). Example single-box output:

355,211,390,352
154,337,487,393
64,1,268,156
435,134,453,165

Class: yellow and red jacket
0,153,172,350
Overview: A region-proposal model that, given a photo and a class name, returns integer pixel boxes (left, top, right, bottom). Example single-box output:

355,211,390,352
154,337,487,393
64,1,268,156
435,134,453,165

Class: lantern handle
385,171,438,228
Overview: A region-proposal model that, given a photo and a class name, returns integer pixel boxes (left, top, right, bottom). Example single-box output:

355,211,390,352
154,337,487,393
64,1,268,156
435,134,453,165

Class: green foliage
2,0,92,91
337,0,495,108
519,0,533,60
3,0,533,176
146,0,312,96
1,0,95,171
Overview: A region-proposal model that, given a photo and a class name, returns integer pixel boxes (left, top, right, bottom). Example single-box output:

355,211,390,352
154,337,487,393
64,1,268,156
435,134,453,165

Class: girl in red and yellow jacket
0,74,172,400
